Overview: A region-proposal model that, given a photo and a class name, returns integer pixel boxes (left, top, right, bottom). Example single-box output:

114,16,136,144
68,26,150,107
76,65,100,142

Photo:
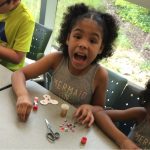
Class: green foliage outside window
115,0,150,32
22,0,41,22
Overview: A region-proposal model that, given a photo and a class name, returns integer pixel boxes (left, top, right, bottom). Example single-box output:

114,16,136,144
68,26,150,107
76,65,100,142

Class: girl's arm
106,107,146,123
18,51,63,80
93,108,145,149
12,70,32,122
0,45,25,64
92,66,108,106
11,52,63,121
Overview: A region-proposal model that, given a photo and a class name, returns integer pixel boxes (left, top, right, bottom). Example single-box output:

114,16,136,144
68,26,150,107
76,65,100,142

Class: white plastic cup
60,104,69,117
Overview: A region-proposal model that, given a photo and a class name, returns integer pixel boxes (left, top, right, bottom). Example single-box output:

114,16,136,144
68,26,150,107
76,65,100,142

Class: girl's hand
16,95,32,122
73,104,94,127
120,139,141,150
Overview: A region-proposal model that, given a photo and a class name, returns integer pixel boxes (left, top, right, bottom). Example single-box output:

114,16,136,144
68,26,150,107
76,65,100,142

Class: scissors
45,119,60,142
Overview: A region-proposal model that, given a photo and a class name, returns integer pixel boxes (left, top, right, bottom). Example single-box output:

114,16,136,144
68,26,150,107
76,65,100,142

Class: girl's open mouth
74,53,87,62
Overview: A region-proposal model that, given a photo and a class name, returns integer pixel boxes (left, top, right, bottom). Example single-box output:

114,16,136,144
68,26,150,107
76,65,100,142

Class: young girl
94,79,150,149
11,3,118,126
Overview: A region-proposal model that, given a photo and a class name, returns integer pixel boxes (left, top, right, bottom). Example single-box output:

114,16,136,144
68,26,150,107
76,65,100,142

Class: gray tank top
50,57,99,107
128,115,150,149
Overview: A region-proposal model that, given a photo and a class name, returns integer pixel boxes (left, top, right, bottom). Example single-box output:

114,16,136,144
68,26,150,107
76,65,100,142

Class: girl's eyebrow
72,28,82,33
72,28,100,39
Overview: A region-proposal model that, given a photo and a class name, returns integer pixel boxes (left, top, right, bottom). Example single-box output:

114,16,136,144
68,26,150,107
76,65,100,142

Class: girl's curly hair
139,79,150,107
57,3,118,63
7,0,11,3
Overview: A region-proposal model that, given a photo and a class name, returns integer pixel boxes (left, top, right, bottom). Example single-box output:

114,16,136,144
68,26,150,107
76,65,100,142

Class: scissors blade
45,119,54,134
45,119,51,129
45,119,56,141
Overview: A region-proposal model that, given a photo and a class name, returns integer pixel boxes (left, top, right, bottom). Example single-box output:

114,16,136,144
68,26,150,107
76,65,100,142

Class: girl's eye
74,35,81,39
90,38,98,44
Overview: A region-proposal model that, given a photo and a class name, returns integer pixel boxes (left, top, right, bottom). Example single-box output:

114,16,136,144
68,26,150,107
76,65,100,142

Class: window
22,0,41,22
21,0,149,87
51,0,150,87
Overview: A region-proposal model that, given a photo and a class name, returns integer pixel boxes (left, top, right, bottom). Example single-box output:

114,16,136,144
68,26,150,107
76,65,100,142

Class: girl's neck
68,60,91,76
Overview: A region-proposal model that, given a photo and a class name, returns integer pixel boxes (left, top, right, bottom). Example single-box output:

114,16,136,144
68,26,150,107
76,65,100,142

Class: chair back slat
105,69,128,108
115,82,144,135
27,23,52,60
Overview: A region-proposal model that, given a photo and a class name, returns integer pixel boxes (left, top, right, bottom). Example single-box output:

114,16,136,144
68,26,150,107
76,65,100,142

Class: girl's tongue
74,53,87,61
72,53,87,66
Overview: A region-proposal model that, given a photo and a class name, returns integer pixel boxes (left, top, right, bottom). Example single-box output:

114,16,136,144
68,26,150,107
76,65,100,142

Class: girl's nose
78,40,88,49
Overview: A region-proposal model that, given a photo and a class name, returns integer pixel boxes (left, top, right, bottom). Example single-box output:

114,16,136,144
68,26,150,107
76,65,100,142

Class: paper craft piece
43,94,51,102
40,94,59,105
40,99,49,105
43,94,51,99
59,119,77,133
49,99,59,105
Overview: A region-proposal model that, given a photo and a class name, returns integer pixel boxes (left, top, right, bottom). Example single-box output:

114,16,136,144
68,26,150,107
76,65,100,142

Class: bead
81,137,87,144
33,105,38,111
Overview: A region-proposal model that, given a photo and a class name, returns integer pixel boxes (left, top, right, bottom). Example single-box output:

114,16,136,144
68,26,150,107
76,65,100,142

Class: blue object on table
45,119,60,142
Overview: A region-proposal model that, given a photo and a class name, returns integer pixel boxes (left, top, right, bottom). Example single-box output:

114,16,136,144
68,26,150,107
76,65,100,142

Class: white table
0,80,118,149
0,64,12,90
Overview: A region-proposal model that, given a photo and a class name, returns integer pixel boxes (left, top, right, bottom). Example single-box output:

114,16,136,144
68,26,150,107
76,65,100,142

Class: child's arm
106,107,146,123
74,66,108,127
74,104,103,127
11,52,63,121
12,70,32,122
93,109,143,149
0,45,25,64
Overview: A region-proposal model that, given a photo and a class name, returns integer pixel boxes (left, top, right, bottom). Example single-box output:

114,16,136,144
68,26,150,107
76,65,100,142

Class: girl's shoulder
44,51,64,70
93,65,108,100
94,65,108,84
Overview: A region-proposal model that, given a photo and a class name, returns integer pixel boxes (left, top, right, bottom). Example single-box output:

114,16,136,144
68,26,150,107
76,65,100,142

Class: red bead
81,137,87,144
33,105,38,111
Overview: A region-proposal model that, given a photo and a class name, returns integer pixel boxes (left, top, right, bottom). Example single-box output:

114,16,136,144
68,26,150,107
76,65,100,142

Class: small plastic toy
81,137,87,144
33,97,39,111
34,97,39,102
60,103,69,117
